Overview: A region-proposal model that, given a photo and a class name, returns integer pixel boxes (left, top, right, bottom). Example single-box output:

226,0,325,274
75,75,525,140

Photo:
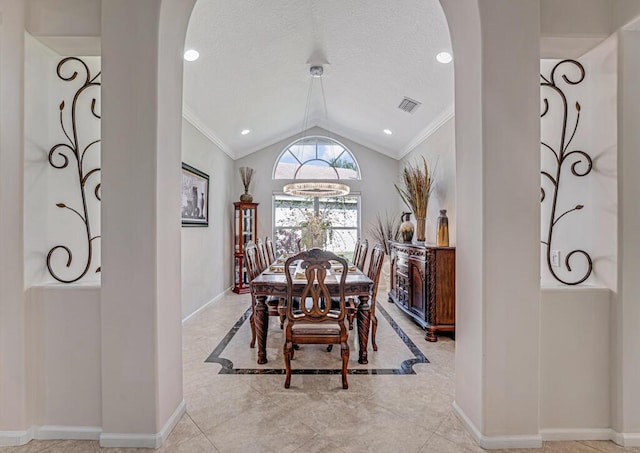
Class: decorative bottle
436,209,449,247
399,212,414,243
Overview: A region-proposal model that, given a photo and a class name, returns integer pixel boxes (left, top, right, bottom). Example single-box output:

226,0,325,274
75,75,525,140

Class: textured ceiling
183,0,453,160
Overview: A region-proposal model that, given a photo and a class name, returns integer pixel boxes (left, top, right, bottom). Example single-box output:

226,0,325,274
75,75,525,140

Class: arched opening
161,0,539,449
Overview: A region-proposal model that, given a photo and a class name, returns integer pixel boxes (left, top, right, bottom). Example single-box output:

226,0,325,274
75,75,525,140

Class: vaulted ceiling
183,0,454,160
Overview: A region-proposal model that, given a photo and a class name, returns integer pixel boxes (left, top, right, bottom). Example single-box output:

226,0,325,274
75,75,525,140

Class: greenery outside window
273,194,360,258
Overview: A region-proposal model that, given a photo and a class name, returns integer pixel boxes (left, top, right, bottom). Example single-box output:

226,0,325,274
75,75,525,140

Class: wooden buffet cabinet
388,242,455,342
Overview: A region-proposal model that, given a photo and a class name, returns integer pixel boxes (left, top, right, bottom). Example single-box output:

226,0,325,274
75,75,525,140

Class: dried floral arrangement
368,211,400,255
394,156,434,220
239,166,255,193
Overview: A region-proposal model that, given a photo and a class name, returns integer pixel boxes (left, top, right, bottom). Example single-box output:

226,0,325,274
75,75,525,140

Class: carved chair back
256,238,268,272
244,242,262,281
354,239,369,271
367,243,385,304
283,248,350,389
265,236,276,264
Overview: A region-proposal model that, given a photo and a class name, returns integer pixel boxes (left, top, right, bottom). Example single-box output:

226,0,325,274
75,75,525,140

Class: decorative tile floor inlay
205,303,429,375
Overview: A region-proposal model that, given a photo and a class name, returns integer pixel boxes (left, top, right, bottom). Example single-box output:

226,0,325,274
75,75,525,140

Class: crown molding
182,105,235,159
399,105,455,159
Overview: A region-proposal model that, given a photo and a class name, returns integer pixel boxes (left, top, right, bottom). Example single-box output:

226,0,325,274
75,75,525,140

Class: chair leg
326,345,333,352
249,305,256,348
284,341,293,388
340,342,349,389
279,314,285,329
371,314,378,351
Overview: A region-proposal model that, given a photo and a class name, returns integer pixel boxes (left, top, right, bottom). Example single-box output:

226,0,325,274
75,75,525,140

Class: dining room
10,0,640,451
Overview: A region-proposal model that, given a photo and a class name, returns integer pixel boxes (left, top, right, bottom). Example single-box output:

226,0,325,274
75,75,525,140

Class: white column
0,0,27,443
445,0,542,447
613,29,640,445
100,0,187,446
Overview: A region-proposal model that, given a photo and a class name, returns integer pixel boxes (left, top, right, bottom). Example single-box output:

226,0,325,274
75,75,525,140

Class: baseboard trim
99,399,186,448
452,401,543,450
0,428,33,447
182,288,233,324
34,425,101,440
541,428,612,441
612,431,640,447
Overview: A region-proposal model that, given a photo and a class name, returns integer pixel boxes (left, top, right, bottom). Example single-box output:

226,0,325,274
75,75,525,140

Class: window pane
288,142,316,163
317,143,344,163
296,160,339,179
319,196,358,228
326,229,358,257
274,195,312,227
273,136,360,181
275,227,301,255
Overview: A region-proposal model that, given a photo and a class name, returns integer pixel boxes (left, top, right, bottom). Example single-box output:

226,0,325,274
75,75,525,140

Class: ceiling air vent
398,97,422,114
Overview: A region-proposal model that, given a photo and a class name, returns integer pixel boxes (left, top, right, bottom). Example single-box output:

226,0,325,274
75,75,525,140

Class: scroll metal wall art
540,59,593,285
47,57,101,283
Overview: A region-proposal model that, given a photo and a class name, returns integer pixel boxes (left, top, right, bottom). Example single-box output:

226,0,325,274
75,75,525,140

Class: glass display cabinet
233,201,259,294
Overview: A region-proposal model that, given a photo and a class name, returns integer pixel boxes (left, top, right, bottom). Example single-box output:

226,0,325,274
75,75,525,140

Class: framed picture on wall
181,163,209,227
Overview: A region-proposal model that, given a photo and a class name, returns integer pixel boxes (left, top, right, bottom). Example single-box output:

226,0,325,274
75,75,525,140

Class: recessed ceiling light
184,49,200,61
383,129,393,135
241,129,251,135
436,51,453,64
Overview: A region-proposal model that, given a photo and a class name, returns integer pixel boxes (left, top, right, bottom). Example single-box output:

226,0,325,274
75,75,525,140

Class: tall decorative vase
437,209,449,247
415,216,426,243
399,212,414,243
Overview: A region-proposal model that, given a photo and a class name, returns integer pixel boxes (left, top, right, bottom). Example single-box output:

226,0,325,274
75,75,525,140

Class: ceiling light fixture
283,182,350,197
241,129,251,135
283,64,350,198
436,51,453,64
383,129,393,135
184,49,200,61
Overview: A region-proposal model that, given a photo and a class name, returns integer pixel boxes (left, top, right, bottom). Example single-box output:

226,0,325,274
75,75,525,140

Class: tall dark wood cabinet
232,202,258,294
388,242,455,342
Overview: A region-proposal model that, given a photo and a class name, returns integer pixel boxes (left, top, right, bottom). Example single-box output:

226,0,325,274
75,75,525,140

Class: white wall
181,119,234,319
24,33,101,286
399,116,456,245
539,287,611,434
613,29,640,441
234,126,400,251
27,285,102,432
0,0,28,438
613,1,640,30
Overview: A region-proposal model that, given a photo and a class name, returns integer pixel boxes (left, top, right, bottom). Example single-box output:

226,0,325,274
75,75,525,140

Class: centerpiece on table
394,156,434,244
300,210,333,250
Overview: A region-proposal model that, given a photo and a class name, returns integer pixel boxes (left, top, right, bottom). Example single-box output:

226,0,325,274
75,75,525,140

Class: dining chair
364,242,385,351
352,238,361,265
264,236,276,264
245,242,284,348
283,248,350,389
354,238,369,271
256,238,268,271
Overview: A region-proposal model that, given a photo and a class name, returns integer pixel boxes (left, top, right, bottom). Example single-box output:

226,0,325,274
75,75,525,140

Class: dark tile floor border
205,303,429,375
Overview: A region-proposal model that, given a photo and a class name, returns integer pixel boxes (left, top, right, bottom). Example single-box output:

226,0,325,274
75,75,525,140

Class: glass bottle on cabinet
233,201,258,294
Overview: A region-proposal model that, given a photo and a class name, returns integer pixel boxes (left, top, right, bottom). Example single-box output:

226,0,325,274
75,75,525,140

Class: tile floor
2,292,639,453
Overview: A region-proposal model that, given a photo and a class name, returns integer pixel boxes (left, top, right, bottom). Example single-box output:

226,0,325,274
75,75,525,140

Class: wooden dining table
250,263,374,365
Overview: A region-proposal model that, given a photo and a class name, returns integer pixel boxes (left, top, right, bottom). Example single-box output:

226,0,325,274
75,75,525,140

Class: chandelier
283,64,350,198
283,182,350,197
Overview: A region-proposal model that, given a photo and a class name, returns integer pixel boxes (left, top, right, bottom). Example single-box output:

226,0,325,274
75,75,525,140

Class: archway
150,0,541,448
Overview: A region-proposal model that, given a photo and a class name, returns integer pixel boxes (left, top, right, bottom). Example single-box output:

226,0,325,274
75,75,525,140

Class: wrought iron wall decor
47,57,101,283
540,59,593,285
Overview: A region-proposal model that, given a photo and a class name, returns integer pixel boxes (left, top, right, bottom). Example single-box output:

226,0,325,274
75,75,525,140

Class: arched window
272,136,361,256
273,136,361,180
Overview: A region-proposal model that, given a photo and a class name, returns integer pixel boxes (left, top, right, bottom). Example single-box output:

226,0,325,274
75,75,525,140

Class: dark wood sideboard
388,242,455,342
